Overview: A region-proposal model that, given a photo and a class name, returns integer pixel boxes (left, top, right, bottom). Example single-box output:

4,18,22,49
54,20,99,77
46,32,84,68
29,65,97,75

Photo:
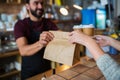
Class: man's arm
16,37,43,56
16,31,54,56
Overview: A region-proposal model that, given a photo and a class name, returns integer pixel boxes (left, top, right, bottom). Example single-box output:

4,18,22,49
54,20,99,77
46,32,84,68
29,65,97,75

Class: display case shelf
0,69,20,78
0,50,19,58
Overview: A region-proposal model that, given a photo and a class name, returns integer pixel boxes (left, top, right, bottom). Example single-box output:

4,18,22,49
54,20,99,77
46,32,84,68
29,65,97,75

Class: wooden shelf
0,50,21,79
0,0,25,4
53,20,81,24
0,50,19,58
94,29,106,35
0,69,20,78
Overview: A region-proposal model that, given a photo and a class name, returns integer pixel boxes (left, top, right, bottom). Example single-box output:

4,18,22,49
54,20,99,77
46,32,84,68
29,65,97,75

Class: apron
21,19,51,80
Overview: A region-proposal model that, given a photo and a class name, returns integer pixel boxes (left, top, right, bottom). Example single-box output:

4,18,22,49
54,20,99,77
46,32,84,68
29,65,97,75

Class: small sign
100,0,108,5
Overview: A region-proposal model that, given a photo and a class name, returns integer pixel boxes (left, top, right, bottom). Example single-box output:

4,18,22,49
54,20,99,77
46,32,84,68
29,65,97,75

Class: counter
27,54,120,80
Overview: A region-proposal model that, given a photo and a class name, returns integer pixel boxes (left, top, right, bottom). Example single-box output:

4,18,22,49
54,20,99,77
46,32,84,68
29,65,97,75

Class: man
14,0,58,79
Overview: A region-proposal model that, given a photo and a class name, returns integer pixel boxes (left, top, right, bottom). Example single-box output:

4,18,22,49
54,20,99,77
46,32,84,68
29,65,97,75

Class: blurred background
0,0,120,80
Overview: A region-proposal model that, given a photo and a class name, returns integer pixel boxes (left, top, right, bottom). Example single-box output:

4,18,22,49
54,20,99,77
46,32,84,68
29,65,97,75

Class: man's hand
39,31,54,47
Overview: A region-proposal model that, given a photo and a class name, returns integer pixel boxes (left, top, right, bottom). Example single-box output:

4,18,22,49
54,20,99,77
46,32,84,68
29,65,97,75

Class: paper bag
44,31,80,66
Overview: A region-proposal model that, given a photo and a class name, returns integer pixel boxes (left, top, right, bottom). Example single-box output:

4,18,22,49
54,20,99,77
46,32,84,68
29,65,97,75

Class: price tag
100,0,108,5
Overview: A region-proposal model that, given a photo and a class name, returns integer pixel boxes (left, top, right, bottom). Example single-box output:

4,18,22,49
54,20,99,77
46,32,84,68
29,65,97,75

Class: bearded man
14,0,58,79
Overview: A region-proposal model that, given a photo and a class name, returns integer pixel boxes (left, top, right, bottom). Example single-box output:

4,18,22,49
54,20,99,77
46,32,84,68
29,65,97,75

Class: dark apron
21,20,51,80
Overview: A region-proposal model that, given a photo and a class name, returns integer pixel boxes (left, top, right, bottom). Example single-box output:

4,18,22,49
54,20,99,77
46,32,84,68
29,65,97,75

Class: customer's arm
96,54,120,80
69,31,120,80
16,31,54,56
69,31,104,60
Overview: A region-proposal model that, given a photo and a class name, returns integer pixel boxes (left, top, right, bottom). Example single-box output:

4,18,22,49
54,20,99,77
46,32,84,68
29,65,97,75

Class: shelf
53,20,81,24
0,0,25,4
0,69,20,78
94,29,106,35
0,50,19,58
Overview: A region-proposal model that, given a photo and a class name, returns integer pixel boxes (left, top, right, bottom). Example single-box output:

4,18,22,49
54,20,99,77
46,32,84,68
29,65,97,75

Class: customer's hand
68,31,90,46
39,31,54,47
94,35,112,47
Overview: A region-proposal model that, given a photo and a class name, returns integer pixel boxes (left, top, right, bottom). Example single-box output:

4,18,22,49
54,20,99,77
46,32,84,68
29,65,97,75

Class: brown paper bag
43,31,80,66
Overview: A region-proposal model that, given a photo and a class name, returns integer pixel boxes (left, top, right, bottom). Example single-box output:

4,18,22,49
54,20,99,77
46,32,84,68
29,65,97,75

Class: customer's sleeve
96,54,120,80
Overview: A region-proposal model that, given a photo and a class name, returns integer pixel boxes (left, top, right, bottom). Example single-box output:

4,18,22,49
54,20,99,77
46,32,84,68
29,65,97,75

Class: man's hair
25,0,30,3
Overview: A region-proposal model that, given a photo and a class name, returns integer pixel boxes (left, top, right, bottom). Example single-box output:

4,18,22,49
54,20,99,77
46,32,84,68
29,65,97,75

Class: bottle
108,21,118,55
44,1,54,19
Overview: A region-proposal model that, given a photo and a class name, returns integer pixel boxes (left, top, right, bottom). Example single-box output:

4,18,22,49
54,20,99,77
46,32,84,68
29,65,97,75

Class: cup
82,24,94,36
73,25,83,32
82,24,94,58
73,25,85,56
73,24,94,57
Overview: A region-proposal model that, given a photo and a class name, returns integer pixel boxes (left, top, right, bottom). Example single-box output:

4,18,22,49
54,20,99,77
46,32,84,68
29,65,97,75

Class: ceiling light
73,4,83,10
59,7,69,16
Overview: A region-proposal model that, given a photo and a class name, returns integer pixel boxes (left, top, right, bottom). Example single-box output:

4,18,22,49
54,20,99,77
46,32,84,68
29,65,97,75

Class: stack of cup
73,25,84,56
73,25,83,32
82,24,94,36
73,24,95,58
83,24,94,58
73,24,94,36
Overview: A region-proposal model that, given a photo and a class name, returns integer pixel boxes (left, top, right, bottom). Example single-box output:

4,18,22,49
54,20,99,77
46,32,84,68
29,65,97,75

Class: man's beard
30,8,44,19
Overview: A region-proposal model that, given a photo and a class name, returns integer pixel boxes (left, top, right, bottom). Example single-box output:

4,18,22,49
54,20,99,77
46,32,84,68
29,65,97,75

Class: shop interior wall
0,4,24,14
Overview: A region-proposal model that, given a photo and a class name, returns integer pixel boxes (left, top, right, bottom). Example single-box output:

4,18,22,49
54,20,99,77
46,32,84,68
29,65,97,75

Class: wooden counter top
27,54,120,80
46,60,104,80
